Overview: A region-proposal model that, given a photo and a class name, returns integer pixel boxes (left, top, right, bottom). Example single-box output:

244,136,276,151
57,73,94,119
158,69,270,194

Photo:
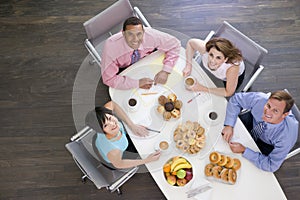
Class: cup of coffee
184,76,196,89
127,97,140,112
155,140,169,152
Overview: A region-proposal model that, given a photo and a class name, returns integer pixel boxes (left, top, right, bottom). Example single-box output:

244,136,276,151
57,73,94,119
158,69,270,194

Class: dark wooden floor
0,0,299,199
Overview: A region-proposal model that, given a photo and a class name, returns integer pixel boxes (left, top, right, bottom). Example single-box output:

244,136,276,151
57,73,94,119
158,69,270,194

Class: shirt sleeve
224,92,257,127
146,28,181,73
101,39,139,89
243,142,286,172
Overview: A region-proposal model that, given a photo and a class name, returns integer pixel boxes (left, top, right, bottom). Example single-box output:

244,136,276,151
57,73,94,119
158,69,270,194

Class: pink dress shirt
101,27,181,89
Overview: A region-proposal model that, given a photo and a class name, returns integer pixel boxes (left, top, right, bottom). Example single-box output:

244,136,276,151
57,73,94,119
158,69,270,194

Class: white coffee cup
154,140,169,152
127,97,140,112
184,76,196,89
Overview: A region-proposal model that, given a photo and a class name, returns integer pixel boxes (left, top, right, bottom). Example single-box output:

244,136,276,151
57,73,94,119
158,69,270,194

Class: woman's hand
145,151,161,163
182,65,192,77
129,124,149,137
187,81,207,92
222,125,234,142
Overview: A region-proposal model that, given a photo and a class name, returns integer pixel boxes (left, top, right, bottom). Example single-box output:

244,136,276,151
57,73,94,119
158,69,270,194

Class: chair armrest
285,148,300,160
204,30,215,43
133,7,151,28
109,166,139,192
71,126,91,141
84,39,102,66
242,65,264,92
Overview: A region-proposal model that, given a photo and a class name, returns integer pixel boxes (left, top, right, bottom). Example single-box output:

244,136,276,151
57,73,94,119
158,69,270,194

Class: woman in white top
183,37,245,97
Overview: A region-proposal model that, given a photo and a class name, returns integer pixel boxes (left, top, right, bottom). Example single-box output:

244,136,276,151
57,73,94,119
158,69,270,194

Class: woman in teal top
93,101,161,169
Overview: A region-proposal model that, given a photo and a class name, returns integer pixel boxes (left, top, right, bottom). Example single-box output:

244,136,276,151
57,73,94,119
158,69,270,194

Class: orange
163,163,171,173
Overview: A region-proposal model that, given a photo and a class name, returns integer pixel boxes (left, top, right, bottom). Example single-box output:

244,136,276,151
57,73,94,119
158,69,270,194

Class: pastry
158,95,168,105
171,108,180,118
228,169,237,184
225,156,234,168
174,100,183,109
163,111,172,121
209,151,221,164
157,105,165,114
212,165,222,178
204,164,214,176
218,155,228,166
232,158,241,171
220,168,229,182
168,93,177,102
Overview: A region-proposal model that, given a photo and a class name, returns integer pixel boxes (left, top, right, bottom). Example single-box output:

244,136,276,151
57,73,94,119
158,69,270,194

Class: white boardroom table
109,47,287,200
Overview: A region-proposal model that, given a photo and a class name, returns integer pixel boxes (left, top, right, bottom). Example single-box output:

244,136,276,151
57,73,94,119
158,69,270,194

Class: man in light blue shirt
222,90,298,172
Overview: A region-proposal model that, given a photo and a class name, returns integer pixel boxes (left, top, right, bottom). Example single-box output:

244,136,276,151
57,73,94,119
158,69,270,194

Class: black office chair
195,21,268,92
83,0,151,67
65,126,139,194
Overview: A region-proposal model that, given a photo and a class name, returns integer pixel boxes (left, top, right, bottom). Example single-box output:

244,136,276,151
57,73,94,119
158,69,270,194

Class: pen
146,127,160,133
141,92,158,96
187,93,201,103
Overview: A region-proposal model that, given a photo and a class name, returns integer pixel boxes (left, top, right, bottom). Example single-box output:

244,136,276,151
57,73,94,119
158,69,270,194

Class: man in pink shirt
101,17,181,90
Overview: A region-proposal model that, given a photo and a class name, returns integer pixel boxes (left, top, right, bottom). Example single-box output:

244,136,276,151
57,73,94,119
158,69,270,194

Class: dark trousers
238,111,274,155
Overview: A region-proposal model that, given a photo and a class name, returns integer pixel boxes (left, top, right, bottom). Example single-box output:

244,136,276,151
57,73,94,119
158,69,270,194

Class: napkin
186,178,213,199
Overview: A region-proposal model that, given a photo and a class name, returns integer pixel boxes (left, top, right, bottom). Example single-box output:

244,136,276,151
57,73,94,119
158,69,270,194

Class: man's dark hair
122,16,143,31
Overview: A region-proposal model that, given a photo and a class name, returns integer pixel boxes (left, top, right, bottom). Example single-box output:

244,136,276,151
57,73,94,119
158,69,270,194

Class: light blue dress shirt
224,92,298,172
95,121,128,163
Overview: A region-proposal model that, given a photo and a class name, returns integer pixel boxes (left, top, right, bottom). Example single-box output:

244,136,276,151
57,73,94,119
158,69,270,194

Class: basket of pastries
204,151,241,184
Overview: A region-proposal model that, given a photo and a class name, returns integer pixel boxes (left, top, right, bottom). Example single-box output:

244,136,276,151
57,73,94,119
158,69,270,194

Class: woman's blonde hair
206,37,243,65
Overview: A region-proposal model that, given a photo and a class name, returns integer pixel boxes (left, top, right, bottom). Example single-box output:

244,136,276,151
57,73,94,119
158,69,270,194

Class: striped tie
250,121,266,140
131,49,140,64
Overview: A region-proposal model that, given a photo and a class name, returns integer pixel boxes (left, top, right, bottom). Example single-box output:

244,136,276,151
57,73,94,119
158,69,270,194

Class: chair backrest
66,126,139,191
83,0,135,47
214,21,268,68
284,89,300,159
204,21,268,92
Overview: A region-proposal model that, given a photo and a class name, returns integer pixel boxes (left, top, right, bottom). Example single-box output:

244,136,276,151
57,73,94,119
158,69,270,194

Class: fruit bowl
163,156,193,187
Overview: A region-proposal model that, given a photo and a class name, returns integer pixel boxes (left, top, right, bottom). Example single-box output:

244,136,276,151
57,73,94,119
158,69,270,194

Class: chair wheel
117,188,122,195
81,177,87,183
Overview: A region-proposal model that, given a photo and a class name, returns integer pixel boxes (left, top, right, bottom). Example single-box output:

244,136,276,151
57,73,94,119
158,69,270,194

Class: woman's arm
104,101,149,137
183,39,206,77
190,65,239,97
107,149,161,169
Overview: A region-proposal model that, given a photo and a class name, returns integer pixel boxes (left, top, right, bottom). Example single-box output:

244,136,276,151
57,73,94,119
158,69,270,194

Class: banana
170,158,187,172
173,163,192,172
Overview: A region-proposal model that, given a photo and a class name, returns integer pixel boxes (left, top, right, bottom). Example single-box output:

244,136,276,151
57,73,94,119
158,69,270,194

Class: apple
176,169,186,179
167,175,176,186
185,170,193,181
177,178,187,186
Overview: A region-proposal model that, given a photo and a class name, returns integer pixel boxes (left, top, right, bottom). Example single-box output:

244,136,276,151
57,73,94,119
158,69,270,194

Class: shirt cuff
242,147,254,159
162,65,173,73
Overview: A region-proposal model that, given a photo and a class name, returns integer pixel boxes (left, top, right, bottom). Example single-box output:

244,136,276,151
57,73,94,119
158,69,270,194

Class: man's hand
229,142,246,154
154,70,169,85
139,78,154,89
222,125,234,142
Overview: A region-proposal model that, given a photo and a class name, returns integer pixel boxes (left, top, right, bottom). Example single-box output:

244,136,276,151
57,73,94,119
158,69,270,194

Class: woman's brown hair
206,37,243,65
